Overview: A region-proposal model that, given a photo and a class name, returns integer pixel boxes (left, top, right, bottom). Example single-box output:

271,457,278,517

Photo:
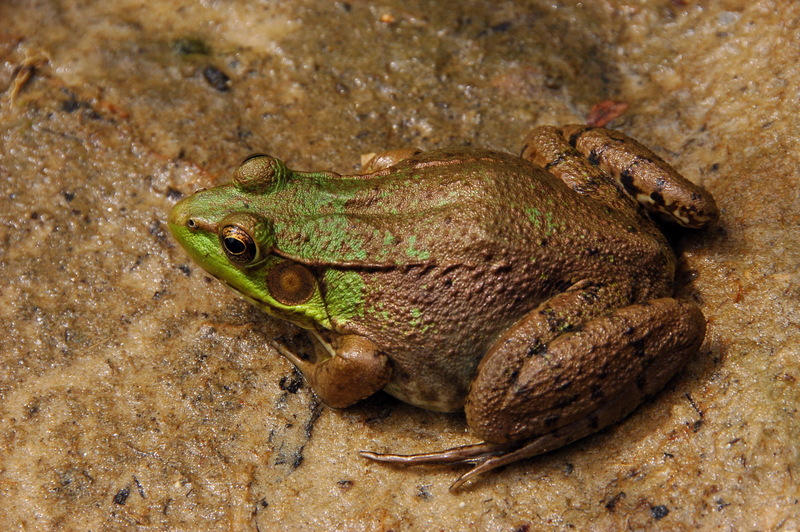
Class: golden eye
220,225,258,264
266,261,316,306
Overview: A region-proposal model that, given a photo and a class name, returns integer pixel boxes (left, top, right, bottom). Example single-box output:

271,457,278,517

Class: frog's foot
361,441,519,491
361,441,510,466
270,334,391,409
361,431,582,491
363,366,672,492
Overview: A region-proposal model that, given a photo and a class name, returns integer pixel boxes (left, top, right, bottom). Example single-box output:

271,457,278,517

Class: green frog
168,125,717,489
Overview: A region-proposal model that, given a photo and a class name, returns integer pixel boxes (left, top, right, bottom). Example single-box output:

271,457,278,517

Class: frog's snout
169,194,213,243
170,192,215,229
168,196,192,236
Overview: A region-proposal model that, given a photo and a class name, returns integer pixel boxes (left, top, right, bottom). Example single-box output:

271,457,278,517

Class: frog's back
340,147,660,269
279,146,668,279
323,147,676,412
308,148,580,267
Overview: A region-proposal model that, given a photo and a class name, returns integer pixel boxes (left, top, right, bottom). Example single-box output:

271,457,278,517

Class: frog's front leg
272,334,391,408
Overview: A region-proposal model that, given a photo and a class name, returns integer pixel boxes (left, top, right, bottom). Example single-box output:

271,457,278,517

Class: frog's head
168,155,331,330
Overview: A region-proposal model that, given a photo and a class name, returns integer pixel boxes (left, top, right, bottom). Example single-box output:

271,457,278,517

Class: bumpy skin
169,125,717,487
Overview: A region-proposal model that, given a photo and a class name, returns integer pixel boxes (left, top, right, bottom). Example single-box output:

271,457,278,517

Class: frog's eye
233,154,289,193
218,213,275,265
220,225,259,264
266,261,316,306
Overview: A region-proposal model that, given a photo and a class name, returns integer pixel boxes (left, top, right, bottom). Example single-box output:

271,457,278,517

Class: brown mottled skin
169,126,718,489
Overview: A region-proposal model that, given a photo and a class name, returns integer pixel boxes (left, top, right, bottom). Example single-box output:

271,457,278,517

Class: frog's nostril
187,218,197,229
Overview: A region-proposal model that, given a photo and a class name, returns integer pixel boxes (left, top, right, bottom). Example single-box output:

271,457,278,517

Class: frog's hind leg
362,283,626,484
459,296,704,487
467,297,704,444
523,125,717,228
522,125,632,211
362,295,705,491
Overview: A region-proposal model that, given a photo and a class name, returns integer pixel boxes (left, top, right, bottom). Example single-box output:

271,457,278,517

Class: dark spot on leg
636,372,647,391
650,191,665,206
588,411,599,429
555,393,580,408
544,152,568,169
542,308,568,333
578,285,602,303
590,384,605,400
632,338,646,358
544,414,560,427
619,166,640,196
567,126,593,147
526,341,546,358
587,143,609,166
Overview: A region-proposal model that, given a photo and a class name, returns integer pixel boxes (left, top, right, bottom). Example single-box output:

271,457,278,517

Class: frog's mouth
213,274,319,329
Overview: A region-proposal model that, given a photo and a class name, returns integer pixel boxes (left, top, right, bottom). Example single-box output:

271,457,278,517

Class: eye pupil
223,237,246,255
220,226,257,264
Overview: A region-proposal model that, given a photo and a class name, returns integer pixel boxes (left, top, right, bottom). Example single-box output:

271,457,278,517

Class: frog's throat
214,273,333,331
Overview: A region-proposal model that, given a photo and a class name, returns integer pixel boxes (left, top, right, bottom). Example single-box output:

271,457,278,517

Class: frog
168,125,717,490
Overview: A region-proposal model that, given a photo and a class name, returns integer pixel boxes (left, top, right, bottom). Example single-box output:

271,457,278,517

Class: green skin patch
168,206,333,330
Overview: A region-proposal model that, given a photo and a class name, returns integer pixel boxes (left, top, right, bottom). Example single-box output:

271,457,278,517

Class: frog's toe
361,440,559,491
361,441,523,490
360,441,510,466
